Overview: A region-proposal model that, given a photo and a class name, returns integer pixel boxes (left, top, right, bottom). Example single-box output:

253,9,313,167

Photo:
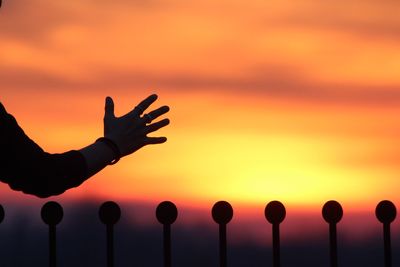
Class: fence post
156,201,178,267
0,204,4,224
99,201,121,267
322,200,343,267
212,201,233,267
376,200,396,267
0,205,3,267
41,201,63,267
265,201,286,267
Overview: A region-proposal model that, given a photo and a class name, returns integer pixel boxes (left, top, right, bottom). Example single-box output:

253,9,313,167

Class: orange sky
1,0,400,218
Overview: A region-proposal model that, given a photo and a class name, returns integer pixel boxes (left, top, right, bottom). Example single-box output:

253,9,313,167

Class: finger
145,106,170,122
143,119,170,134
127,94,158,118
145,136,167,145
104,96,115,118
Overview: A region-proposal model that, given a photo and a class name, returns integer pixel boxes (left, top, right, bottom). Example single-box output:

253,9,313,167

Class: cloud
3,0,400,48
2,65,400,106
0,0,171,45
98,68,400,106
0,1,77,45
255,0,400,40
2,0,400,106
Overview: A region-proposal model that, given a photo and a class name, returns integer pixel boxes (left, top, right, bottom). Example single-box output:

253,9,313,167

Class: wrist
95,137,121,165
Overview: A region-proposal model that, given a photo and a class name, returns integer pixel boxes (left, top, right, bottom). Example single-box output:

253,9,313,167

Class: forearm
4,142,116,198
1,105,90,197
0,95,169,198
78,140,116,177
3,150,89,198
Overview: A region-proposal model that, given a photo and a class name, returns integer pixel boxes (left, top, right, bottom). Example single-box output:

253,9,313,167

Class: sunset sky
1,0,400,237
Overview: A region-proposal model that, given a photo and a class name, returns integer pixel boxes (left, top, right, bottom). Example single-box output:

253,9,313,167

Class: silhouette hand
103,94,170,157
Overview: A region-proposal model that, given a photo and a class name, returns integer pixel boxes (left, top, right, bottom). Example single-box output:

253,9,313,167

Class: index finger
127,94,158,117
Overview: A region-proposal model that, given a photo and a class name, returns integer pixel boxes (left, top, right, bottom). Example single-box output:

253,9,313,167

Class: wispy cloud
2,64,400,105
2,0,400,105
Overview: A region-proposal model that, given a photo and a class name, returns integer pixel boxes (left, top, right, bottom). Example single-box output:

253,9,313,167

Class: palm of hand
103,94,170,157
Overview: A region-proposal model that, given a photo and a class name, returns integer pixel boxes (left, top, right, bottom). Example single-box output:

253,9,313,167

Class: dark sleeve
0,102,88,198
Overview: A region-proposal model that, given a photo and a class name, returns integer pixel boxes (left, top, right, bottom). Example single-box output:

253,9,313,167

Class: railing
0,200,397,267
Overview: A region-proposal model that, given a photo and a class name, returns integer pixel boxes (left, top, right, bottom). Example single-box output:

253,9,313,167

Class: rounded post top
41,201,63,226
212,201,233,225
376,200,396,224
322,200,343,224
99,201,121,225
156,201,178,225
0,204,4,224
265,201,286,224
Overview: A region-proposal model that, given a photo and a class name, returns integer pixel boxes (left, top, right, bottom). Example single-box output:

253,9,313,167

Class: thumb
104,96,115,118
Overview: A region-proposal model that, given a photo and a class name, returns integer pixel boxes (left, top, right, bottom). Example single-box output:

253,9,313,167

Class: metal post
156,201,178,267
49,225,56,267
383,223,391,267
41,202,63,267
219,223,227,267
99,201,121,267
212,201,233,267
376,200,396,267
272,223,280,267
107,224,114,267
322,200,343,267
163,224,172,267
329,223,338,267
265,201,286,267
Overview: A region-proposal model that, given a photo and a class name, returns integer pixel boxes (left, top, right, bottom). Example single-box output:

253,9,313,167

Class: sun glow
1,0,400,216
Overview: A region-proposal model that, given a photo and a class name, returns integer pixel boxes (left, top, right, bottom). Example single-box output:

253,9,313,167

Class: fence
0,200,397,267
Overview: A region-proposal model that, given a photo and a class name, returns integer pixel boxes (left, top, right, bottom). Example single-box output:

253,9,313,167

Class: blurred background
1,0,400,266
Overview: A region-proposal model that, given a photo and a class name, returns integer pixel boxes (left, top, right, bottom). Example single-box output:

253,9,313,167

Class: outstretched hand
103,94,170,157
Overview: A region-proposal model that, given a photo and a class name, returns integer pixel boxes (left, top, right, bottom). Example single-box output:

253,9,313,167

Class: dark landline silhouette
0,94,170,197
